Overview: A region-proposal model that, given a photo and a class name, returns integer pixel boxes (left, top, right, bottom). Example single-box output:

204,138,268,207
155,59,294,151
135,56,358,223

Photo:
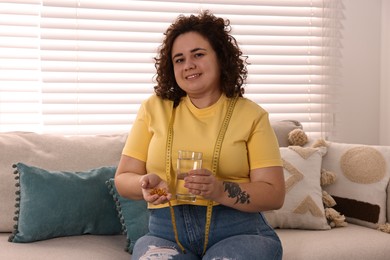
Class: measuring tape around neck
165,96,238,255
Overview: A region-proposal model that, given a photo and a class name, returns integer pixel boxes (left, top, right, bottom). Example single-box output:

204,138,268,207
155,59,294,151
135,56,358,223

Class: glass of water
176,150,203,202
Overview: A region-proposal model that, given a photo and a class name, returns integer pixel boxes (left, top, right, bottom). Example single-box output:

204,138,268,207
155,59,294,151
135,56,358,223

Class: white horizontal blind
0,0,42,132
0,0,343,138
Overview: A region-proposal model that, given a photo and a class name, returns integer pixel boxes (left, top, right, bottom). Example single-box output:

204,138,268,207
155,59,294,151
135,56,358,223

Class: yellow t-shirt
122,94,282,208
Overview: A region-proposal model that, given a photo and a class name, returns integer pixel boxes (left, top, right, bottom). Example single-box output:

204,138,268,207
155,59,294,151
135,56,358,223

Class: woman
115,11,285,260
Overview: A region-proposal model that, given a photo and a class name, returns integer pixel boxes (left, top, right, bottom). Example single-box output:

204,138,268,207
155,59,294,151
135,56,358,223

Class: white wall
380,0,390,145
332,0,383,145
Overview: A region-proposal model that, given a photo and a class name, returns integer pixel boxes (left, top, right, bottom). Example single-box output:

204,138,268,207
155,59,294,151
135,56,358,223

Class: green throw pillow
106,178,149,254
9,163,122,243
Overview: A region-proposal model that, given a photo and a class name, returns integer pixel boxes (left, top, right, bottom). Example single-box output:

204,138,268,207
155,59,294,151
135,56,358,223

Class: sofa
1,121,390,260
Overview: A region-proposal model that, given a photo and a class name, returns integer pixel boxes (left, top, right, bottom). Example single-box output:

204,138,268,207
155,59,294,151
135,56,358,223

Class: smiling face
171,31,221,104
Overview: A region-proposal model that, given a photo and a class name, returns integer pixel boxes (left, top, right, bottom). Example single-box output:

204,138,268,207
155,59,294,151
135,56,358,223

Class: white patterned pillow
264,146,331,230
322,141,390,229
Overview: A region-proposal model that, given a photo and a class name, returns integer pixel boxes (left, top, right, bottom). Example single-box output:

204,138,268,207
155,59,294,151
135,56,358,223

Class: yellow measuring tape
164,106,186,253
165,96,238,255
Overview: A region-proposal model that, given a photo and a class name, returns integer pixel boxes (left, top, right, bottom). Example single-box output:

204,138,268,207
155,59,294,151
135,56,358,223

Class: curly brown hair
154,11,248,107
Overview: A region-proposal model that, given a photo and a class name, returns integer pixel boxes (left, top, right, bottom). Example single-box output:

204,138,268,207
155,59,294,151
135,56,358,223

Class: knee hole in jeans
139,245,180,260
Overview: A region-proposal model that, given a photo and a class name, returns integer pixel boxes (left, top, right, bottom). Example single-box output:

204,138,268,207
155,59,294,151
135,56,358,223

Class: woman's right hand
139,173,172,205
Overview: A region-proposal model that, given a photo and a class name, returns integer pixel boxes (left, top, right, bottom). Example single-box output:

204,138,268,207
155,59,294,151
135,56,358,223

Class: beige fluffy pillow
264,146,331,230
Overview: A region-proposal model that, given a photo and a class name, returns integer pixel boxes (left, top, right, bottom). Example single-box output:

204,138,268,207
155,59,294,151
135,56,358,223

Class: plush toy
288,128,308,146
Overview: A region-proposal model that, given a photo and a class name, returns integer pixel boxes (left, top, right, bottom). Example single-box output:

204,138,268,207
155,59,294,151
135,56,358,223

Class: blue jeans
132,205,283,260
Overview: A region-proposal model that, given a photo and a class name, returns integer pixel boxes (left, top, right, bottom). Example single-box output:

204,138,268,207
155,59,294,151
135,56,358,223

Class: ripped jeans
132,205,282,260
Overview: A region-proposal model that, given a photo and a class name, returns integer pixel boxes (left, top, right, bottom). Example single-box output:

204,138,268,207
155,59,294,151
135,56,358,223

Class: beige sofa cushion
276,223,390,260
0,132,127,232
3,224,390,260
0,233,129,260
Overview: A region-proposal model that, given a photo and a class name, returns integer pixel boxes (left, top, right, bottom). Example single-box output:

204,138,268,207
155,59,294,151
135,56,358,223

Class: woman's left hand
184,169,223,200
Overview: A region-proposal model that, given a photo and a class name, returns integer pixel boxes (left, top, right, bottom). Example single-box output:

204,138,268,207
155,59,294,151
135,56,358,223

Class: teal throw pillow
9,163,122,243
106,178,149,254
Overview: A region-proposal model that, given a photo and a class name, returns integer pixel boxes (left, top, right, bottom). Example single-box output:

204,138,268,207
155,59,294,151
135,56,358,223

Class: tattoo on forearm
223,182,250,204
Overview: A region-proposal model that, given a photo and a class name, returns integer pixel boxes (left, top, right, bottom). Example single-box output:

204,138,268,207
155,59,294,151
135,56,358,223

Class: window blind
0,0,343,138
0,0,42,132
